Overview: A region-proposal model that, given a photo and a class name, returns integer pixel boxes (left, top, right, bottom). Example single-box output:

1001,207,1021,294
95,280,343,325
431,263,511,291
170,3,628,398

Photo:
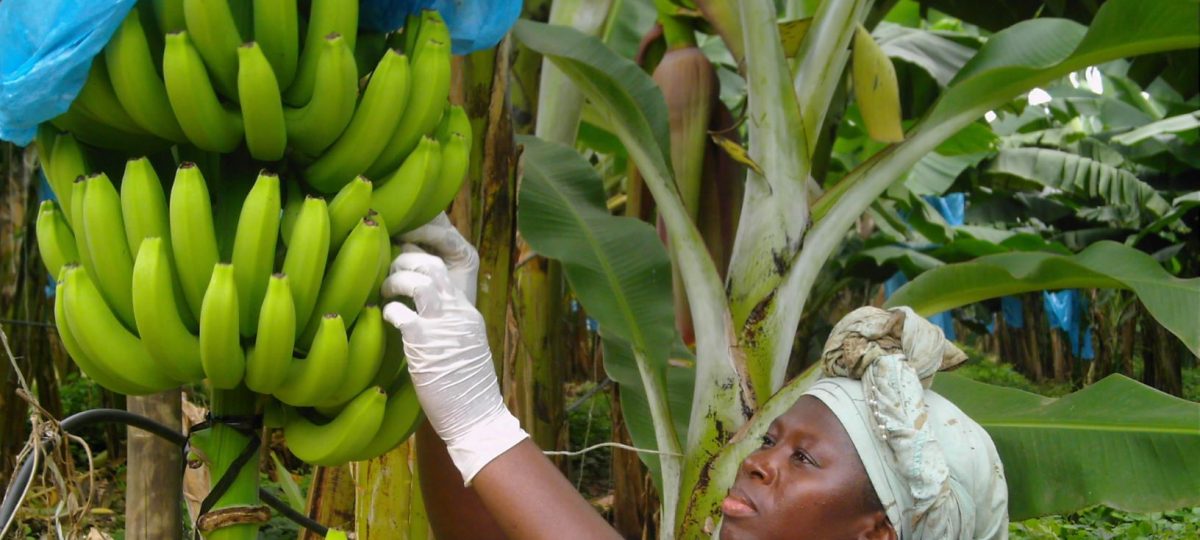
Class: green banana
370,137,441,236
279,177,303,247
253,0,299,88
181,0,242,99
106,7,188,142
152,0,187,33
281,196,331,331
237,43,288,161
43,133,89,228
56,267,161,395
62,266,182,392
303,49,412,193
80,172,137,331
132,237,206,383
199,263,246,389
433,103,469,144
364,209,390,307
283,33,358,157
327,175,372,252
35,119,57,164
120,157,171,257
274,313,348,406
50,104,171,154
163,31,244,153
74,58,155,136
170,162,221,322
69,177,91,273
353,31,389,79
365,26,451,180
36,201,80,279
263,397,287,429
402,10,431,57
371,321,406,390
230,171,281,336
347,373,423,461
284,386,386,466
405,130,470,231
120,157,197,331
283,0,359,106
318,305,385,407
299,217,387,347
210,167,252,261
245,273,295,393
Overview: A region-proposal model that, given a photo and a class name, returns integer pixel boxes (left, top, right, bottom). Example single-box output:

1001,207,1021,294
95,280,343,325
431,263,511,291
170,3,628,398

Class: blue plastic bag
0,0,137,145
1000,296,1024,329
884,271,956,340
360,0,523,55
922,192,965,227
1042,289,1094,360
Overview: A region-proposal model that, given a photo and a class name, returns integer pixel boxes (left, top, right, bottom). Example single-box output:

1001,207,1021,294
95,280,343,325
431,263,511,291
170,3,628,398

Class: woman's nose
741,450,777,484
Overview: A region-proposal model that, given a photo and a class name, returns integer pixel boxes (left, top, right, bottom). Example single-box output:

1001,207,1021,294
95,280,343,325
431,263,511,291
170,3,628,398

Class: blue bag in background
1042,289,1095,360
0,0,137,145
360,0,523,54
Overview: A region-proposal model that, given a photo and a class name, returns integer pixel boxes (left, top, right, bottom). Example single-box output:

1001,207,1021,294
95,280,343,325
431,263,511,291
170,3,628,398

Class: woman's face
719,396,891,540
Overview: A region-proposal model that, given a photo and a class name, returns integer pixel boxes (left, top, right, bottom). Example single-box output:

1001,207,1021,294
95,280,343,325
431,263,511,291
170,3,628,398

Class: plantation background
2,0,1198,538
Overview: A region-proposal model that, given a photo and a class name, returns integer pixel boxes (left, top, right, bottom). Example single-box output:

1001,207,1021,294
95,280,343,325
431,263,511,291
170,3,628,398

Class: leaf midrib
980,421,1200,435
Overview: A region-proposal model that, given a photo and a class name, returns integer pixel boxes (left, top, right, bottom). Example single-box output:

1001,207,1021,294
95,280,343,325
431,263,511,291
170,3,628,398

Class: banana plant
515,0,1200,537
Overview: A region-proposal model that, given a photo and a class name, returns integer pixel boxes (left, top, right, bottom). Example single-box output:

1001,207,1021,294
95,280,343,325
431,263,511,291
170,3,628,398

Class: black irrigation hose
0,408,329,537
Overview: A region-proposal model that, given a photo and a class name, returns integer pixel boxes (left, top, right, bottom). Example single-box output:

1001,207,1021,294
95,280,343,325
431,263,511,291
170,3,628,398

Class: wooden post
126,390,183,540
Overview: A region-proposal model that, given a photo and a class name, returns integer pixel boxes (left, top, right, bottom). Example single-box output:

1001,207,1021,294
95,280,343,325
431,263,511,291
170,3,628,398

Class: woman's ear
857,512,896,540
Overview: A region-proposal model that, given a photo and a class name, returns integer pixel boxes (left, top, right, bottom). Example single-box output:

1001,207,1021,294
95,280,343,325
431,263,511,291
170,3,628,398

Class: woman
384,216,1009,539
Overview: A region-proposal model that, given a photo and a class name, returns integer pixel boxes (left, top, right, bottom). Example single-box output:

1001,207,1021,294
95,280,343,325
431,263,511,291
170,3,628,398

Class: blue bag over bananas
32,1,473,465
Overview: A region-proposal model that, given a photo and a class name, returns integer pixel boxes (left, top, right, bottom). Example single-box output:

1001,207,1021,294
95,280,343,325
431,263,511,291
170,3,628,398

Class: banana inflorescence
33,3,471,466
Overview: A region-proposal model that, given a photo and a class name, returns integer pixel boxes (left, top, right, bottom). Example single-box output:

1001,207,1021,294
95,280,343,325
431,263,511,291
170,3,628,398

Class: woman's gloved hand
381,214,527,485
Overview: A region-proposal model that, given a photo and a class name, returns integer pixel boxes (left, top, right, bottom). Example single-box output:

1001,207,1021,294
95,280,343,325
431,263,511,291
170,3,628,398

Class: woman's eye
792,450,815,466
760,435,775,448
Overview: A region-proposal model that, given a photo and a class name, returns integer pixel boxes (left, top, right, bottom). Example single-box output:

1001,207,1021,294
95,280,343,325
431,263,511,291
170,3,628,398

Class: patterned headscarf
803,306,1009,539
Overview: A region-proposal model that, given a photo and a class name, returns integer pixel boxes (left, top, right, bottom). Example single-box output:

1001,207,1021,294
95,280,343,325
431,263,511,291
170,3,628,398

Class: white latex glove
381,214,527,485
397,213,480,304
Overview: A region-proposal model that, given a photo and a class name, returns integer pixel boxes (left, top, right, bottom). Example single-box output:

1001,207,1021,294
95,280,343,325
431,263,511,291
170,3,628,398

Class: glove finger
399,243,427,255
398,213,455,247
382,301,419,331
380,271,440,313
391,252,455,292
400,214,477,268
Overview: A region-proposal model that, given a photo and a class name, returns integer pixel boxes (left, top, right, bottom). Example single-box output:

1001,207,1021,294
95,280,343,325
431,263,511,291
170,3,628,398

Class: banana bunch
57,1,466,212
34,132,437,465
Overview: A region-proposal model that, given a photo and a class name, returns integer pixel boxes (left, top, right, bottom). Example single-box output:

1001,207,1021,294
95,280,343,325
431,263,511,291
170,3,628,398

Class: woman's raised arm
390,216,619,540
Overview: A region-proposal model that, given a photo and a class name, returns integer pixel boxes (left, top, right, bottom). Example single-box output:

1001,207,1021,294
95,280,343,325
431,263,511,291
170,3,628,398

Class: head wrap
802,306,1009,539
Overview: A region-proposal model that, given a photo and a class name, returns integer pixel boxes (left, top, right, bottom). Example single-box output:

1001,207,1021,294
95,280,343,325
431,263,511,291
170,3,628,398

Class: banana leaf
934,373,1200,520
517,135,685,495
873,22,977,87
986,147,1172,218
1111,111,1200,146
884,240,1200,356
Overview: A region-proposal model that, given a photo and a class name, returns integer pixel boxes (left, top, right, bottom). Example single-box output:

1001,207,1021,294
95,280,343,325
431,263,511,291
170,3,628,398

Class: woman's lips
721,489,758,518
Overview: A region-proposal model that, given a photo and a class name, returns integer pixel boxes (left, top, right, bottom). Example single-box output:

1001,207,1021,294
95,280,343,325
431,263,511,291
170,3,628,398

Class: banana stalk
191,386,262,540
